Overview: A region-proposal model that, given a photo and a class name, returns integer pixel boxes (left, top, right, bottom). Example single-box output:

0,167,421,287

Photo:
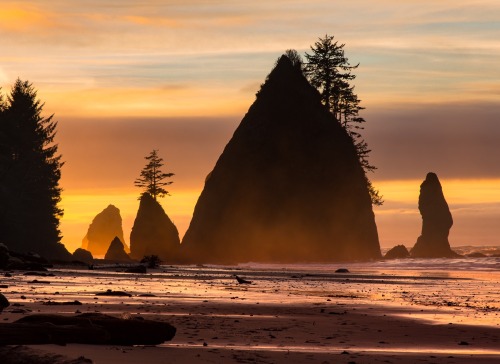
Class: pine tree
304,35,383,206
0,79,64,252
135,150,174,201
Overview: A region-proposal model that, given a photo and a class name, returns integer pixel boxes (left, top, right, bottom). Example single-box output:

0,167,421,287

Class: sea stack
181,56,380,263
130,193,180,262
72,248,94,264
104,237,131,262
82,205,127,257
411,172,458,258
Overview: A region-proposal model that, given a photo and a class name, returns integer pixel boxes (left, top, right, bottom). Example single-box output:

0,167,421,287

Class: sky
1,0,500,253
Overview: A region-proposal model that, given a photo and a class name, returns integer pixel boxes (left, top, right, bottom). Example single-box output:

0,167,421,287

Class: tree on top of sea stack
134,149,174,201
181,55,381,263
304,35,383,206
0,79,70,260
411,172,459,258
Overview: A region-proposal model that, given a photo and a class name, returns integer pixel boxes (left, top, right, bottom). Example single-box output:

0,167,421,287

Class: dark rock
1,313,176,345
1,243,61,270
384,245,410,259
125,265,147,274
43,242,73,262
335,268,350,273
104,237,131,262
23,271,54,276
96,289,132,297
130,193,180,262
42,300,82,305
181,55,380,263
0,244,9,269
466,252,487,258
28,279,51,284
72,248,94,264
234,275,252,284
0,345,94,364
82,205,128,257
0,237,71,264
411,173,459,258
0,292,9,312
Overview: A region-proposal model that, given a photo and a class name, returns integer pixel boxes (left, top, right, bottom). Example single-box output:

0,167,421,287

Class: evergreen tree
0,79,64,252
304,35,383,206
284,49,304,71
135,150,174,201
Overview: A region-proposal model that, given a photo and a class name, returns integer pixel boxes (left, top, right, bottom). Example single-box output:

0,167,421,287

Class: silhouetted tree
140,254,162,268
0,79,64,252
284,49,304,71
135,149,174,201
304,35,383,206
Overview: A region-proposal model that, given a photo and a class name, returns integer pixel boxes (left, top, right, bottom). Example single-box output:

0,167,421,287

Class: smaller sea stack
105,237,131,262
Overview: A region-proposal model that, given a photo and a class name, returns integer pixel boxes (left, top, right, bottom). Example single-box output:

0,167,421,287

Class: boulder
384,245,410,259
1,313,176,345
104,237,131,262
82,205,127,257
181,55,380,263
0,292,9,312
72,248,94,264
130,193,180,262
410,173,459,258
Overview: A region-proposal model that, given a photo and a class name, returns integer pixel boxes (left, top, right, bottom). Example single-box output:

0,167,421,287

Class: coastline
1,261,499,363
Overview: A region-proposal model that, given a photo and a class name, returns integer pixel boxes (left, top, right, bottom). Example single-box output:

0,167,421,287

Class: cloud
365,102,500,181
0,4,60,32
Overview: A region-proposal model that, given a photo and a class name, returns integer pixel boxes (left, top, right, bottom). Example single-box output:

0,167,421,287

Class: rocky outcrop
0,243,51,271
181,56,381,263
1,313,176,345
0,292,9,312
384,245,410,259
82,205,127,257
411,172,458,258
104,237,131,262
130,193,180,262
72,248,93,264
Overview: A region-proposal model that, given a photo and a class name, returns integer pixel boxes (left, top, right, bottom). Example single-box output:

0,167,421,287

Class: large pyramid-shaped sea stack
181,56,381,263
130,193,180,262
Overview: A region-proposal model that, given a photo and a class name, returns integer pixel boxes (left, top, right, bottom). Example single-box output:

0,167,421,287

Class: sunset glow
1,0,499,254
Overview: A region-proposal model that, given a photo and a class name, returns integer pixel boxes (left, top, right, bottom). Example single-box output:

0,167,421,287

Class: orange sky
1,1,500,253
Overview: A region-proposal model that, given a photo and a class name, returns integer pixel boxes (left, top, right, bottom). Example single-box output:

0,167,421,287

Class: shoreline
1,263,499,363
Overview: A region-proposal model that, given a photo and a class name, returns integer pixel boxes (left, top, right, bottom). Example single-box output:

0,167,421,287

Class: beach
1,259,500,363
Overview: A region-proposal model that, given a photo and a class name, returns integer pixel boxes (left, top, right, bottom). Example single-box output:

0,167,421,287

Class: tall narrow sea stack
181,56,380,263
411,172,458,258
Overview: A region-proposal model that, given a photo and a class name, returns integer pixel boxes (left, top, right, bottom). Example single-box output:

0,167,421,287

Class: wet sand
1,263,500,363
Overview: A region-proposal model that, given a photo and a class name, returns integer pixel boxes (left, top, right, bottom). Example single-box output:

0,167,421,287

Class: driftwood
0,313,176,345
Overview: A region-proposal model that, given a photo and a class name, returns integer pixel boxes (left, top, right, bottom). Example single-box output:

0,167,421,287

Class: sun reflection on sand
2,261,500,363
